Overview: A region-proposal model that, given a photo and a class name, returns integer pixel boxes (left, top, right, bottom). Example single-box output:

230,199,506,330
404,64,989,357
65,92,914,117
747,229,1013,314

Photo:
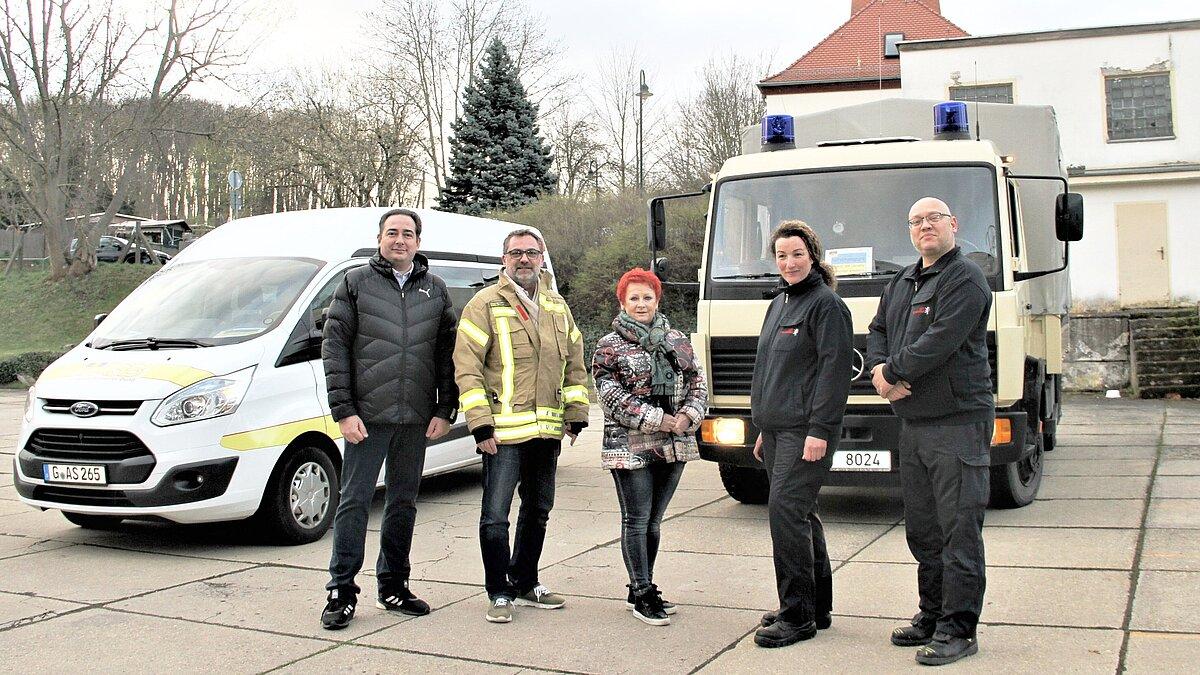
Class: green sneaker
485,597,513,623
513,584,566,609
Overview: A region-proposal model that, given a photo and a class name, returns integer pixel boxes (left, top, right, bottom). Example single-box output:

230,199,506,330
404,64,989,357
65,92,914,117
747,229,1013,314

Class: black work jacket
322,252,458,425
750,270,854,442
865,247,994,425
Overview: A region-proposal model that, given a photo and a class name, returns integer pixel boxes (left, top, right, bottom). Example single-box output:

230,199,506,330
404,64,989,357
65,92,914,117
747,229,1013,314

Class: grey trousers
900,420,991,638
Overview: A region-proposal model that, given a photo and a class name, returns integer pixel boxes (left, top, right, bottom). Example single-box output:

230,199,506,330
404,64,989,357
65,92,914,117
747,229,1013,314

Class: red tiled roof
761,0,967,86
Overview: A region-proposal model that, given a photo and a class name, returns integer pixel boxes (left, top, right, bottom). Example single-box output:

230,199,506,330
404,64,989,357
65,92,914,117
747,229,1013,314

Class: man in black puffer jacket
319,208,458,630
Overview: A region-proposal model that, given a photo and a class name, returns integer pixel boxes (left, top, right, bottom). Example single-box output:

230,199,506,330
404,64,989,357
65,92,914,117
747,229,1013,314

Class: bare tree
659,54,769,190
544,98,605,200
0,0,243,279
592,48,662,193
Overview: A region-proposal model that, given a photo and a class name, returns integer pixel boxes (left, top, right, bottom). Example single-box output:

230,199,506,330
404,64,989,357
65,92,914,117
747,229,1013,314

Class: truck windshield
709,165,1000,281
90,257,322,349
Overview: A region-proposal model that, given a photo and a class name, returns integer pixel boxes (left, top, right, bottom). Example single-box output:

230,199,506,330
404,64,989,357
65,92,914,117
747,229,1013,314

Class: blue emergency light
761,114,795,150
933,101,971,140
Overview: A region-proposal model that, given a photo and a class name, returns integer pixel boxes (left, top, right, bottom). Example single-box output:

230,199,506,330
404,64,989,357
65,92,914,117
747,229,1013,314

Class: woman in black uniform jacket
751,220,853,648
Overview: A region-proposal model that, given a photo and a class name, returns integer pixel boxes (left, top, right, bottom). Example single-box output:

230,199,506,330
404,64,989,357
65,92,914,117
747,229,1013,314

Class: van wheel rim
290,461,330,529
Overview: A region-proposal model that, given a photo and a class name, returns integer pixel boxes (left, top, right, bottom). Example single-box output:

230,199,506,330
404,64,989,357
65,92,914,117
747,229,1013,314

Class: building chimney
852,0,942,16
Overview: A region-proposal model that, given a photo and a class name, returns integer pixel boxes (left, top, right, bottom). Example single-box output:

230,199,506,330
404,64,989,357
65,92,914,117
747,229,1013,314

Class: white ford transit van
13,208,550,543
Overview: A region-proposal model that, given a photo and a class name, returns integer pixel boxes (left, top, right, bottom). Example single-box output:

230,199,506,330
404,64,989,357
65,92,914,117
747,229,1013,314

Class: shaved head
909,197,951,219
907,196,958,265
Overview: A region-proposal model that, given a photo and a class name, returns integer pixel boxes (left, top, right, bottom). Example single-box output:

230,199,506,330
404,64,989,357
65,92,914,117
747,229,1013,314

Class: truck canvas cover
741,98,1071,316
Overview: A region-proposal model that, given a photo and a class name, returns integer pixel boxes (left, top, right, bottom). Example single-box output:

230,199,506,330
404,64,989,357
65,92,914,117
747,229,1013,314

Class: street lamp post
636,69,653,194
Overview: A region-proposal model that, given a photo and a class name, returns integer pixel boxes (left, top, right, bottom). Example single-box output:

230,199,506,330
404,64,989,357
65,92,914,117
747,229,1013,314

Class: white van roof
174,207,539,266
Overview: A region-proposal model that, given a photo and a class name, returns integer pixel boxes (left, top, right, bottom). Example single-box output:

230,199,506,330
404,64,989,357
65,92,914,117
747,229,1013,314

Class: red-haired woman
592,267,709,627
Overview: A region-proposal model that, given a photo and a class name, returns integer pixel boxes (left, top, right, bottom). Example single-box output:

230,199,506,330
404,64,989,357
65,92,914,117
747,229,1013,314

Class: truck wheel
717,462,770,504
62,512,124,529
256,446,339,545
988,435,1044,508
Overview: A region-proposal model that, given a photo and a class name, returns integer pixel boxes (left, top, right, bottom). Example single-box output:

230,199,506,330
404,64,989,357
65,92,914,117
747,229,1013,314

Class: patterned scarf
614,310,676,397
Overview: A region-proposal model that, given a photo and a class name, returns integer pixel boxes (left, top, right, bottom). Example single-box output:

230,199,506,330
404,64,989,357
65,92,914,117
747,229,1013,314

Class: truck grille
709,334,998,397
25,429,153,462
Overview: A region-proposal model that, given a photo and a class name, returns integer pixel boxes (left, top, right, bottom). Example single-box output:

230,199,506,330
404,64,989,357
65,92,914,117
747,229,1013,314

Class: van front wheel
257,446,339,545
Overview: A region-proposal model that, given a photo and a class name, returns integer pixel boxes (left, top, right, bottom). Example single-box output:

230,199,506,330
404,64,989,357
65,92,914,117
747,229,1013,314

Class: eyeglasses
505,248,543,259
907,212,952,228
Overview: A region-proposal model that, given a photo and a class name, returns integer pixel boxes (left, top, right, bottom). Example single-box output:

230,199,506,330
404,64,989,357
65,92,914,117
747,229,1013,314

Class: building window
883,33,903,58
1105,72,1173,141
949,83,1014,104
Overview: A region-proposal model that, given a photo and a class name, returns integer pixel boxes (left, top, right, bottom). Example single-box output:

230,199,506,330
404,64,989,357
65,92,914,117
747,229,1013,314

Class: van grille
25,429,153,461
41,399,142,416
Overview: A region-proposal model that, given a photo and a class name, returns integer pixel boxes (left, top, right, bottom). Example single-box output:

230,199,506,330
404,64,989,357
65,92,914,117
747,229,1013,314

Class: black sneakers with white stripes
321,588,357,630
376,580,431,616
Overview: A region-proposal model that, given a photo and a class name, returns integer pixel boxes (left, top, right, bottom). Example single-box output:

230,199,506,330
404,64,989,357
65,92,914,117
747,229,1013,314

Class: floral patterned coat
591,319,709,470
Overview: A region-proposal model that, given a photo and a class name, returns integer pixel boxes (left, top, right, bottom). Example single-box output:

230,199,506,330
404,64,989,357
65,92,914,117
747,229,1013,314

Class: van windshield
90,257,323,349
709,165,1000,281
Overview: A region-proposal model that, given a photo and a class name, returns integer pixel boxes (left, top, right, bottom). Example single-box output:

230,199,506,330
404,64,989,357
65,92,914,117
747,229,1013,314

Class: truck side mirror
652,256,669,283
648,198,667,251
1056,192,1084,242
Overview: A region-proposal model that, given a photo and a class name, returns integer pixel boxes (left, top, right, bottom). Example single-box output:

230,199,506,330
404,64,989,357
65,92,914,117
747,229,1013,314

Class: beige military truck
648,99,1083,507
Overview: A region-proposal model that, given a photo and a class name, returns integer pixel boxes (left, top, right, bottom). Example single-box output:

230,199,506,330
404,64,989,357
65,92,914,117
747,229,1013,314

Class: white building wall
765,87,897,117
899,27,1200,304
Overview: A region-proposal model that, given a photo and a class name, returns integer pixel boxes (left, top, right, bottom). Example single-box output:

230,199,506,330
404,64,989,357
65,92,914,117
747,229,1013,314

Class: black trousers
900,420,990,639
479,438,559,599
611,461,687,590
327,423,427,595
762,429,833,625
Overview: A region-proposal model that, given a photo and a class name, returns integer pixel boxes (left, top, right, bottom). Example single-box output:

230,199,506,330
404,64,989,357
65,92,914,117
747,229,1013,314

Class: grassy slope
0,265,154,358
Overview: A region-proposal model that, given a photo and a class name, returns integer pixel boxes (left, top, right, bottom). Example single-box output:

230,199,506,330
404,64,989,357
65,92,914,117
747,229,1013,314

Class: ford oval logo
69,401,99,418
850,349,866,382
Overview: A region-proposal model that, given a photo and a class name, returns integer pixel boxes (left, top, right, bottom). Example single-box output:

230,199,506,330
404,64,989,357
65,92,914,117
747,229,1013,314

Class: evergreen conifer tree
438,38,555,214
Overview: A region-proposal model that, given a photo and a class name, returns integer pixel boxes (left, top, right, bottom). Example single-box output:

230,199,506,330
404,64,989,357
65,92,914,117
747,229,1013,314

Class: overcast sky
172,0,1197,106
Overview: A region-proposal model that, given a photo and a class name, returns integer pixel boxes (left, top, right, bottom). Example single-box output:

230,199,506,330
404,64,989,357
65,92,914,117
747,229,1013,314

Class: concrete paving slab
538,545,778,611
1151,475,1200,499
1163,432,1200,445
0,607,324,674
1146,499,1200,529
984,499,1144,528
698,616,1121,674
0,500,32,517
1045,446,1159,460
113,565,479,641
658,514,890,562
0,545,254,604
1130,570,1200,632
1038,475,1150,500
852,526,1138,570
1056,435,1161,447
833,562,1129,628
0,485,20,501
1124,631,1200,675
276,643,532,674
685,491,906,525
1159,458,1200,475
357,592,762,674
0,533,72,560
414,468,486,506
0,592,83,631
1043,460,1156,476
1164,445,1200,460
1140,529,1200,571
547,482,726,515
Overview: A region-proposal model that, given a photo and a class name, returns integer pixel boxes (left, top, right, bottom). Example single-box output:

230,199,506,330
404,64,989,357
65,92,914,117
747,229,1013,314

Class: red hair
616,267,662,302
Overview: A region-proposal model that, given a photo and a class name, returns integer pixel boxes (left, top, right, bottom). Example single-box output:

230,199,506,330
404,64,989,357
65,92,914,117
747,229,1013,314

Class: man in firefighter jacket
453,228,590,624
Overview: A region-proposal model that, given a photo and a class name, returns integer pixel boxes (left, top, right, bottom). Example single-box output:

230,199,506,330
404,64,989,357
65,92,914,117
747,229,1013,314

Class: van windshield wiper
94,337,212,351
711,273,779,280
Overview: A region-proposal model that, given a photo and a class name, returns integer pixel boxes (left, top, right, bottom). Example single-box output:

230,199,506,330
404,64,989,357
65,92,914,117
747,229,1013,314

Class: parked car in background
70,235,171,264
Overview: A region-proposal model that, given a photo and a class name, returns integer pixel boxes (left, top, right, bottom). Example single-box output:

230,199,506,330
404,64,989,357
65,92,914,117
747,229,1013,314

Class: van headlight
23,386,36,422
151,367,255,427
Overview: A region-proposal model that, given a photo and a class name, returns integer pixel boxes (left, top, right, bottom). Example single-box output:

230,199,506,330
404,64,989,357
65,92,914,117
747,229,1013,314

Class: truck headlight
151,367,255,427
701,418,746,445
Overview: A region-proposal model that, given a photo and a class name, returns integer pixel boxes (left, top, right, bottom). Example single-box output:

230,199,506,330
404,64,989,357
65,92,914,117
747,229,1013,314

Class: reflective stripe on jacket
453,270,589,443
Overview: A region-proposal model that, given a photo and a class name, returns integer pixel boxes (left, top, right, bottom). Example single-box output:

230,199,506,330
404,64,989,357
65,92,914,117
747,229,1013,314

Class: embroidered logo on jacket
912,306,931,317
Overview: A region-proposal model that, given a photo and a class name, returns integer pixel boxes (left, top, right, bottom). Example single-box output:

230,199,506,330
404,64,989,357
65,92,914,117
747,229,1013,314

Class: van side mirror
313,307,330,331
651,257,669,283
93,313,108,328
1056,192,1084,242
648,198,667,251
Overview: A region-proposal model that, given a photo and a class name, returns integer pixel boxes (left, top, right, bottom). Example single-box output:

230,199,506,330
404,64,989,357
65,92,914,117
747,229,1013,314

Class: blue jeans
327,423,426,595
479,438,559,599
611,461,686,590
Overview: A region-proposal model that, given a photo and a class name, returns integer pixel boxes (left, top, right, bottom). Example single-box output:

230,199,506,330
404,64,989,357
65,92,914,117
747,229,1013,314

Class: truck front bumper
698,408,1028,487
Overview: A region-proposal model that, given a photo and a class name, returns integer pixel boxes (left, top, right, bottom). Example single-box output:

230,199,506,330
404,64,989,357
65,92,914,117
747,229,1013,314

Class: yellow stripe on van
220,416,331,451
38,362,213,388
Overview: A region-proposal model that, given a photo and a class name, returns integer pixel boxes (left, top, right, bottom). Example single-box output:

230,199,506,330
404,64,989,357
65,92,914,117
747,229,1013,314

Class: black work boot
761,609,831,630
754,619,817,648
915,633,978,666
891,622,936,646
321,588,357,630
377,580,431,616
